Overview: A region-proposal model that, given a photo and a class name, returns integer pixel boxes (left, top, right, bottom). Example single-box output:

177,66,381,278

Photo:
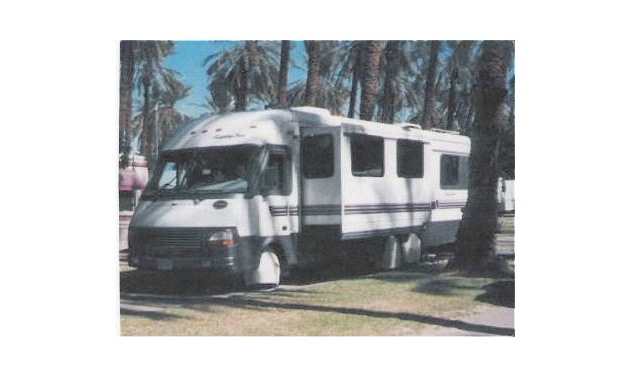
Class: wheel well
263,242,286,265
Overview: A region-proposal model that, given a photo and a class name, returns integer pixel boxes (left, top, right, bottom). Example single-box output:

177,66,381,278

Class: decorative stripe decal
272,203,446,217
344,203,432,214
302,205,342,216
435,200,467,209
269,206,299,216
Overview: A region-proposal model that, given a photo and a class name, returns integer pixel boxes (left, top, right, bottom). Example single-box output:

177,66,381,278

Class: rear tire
244,247,281,290
401,233,422,265
377,236,401,271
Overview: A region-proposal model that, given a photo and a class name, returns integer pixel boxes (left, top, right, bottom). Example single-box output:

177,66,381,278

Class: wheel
401,233,422,265
377,236,401,271
244,247,281,289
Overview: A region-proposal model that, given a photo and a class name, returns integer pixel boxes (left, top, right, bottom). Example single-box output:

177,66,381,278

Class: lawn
120,261,514,336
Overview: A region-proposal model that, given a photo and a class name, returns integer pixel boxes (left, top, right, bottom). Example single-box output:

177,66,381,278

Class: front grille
134,228,205,256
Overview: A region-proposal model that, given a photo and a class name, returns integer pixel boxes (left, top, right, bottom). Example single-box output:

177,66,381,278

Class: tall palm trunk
347,54,361,118
277,40,291,106
234,41,254,111
381,40,401,123
305,40,323,106
447,66,459,130
119,41,136,152
359,40,382,121
141,67,154,162
421,40,440,129
455,40,513,273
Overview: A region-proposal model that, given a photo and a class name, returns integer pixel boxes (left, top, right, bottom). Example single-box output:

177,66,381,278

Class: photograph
118,40,515,336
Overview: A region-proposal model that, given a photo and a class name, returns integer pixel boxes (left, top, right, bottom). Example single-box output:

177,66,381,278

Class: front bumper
128,227,257,274
129,246,240,272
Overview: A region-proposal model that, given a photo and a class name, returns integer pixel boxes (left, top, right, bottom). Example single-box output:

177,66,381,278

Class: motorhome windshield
148,145,262,194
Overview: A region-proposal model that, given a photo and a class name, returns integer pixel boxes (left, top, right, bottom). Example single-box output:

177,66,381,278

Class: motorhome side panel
339,126,432,240
421,136,470,247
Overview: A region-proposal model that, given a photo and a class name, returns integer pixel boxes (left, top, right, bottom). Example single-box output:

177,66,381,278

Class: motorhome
497,177,515,213
119,154,148,250
127,107,470,287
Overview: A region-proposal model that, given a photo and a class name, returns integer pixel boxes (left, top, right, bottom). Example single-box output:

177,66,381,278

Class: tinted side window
302,134,334,178
262,150,292,195
350,134,384,177
397,140,424,178
440,155,468,189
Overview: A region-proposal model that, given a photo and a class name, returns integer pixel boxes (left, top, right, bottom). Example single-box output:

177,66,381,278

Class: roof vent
430,128,460,135
396,123,422,131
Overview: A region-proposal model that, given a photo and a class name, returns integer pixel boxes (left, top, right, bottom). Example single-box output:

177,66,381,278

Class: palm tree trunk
359,40,382,121
235,42,254,111
305,41,323,106
447,67,458,130
119,41,136,153
421,41,440,129
463,87,476,134
277,40,291,106
381,40,401,124
141,66,153,161
347,60,360,118
455,40,513,274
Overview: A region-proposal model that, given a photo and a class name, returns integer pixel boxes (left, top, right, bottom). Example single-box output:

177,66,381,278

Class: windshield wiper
159,176,177,189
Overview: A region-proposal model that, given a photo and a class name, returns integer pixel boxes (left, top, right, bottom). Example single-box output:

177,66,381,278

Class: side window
350,134,384,177
440,155,469,189
302,134,334,178
262,149,291,195
397,139,424,178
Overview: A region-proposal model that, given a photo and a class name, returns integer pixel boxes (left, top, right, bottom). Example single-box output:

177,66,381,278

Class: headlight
207,229,237,247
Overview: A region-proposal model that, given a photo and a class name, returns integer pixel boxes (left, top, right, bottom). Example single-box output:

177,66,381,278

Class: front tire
244,247,281,289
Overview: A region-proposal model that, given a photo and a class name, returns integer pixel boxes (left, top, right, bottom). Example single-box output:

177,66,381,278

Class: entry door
261,145,299,237
299,129,342,230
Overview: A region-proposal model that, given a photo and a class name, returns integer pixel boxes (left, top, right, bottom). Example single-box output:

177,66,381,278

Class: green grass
120,216,515,336
120,263,513,336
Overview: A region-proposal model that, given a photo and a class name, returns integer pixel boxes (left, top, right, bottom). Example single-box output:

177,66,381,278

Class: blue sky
162,41,307,118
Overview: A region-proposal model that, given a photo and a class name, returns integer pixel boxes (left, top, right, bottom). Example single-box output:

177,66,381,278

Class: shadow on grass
120,307,185,321
413,278,486,296
119,268,329,299
120,257,377,297
122,293,514,336
120,270,243,296
475,280,515,308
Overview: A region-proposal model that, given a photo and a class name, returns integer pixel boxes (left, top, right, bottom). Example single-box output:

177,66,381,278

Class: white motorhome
497,177,515,213
127,107,470,287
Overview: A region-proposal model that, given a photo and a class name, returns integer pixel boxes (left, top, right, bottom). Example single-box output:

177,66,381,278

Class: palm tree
205,41,279,111
304,40,323,106
286,80,348,115
129,70,191,154
457,42,484,134
420,40,441,129
380,40,401,123
378,40,420,124
359,40,382,121
119,41,138,153
135,41,176,162
331,41,363,118
277,40,291,107
287,41,348,115
454,40,514,274
157,70,192,143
